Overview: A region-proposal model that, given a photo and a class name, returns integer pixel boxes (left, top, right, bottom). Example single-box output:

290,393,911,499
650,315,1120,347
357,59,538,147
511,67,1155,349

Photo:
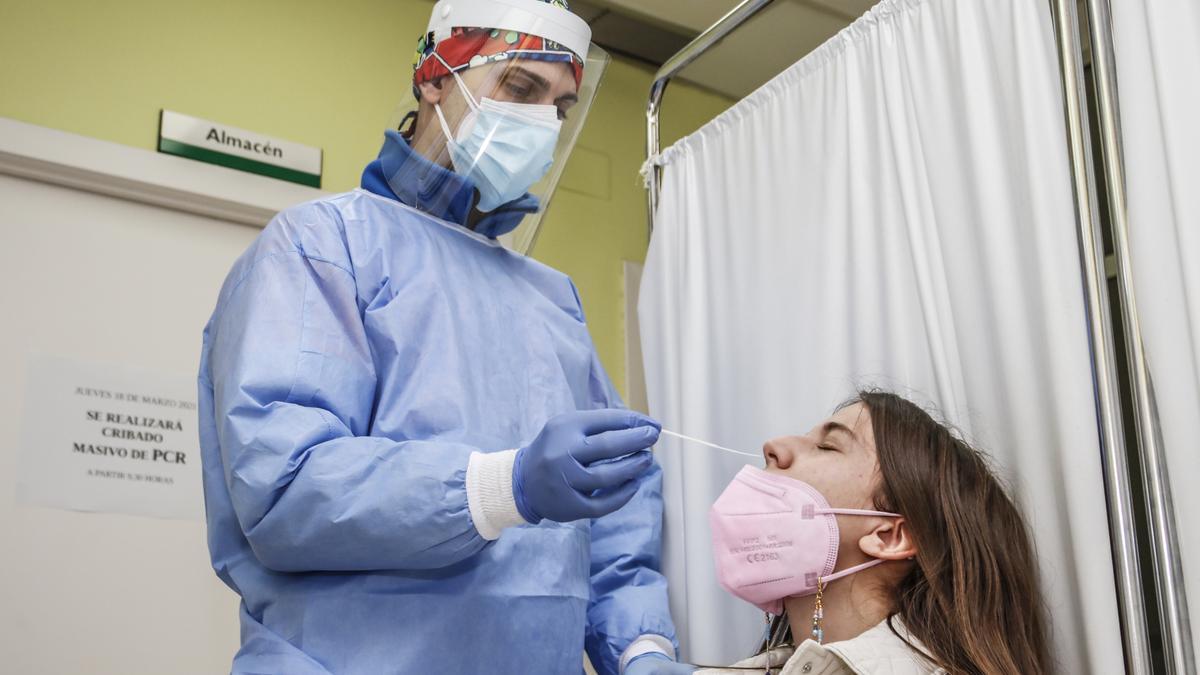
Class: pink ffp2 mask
709,465,901,615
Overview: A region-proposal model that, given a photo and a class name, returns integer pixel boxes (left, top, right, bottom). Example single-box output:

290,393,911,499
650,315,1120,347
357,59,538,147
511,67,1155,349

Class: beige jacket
697,619,947,675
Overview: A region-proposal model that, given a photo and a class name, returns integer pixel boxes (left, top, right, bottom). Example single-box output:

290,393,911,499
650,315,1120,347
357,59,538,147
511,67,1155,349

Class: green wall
536,60,731,397
0,0,730,398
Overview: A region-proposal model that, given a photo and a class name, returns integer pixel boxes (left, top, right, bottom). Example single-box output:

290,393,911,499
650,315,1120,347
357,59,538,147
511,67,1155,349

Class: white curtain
638,0,1123,671
1112,0,1200,656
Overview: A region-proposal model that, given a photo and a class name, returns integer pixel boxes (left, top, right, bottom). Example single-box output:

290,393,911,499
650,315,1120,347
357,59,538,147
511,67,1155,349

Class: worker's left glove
625,653,698,675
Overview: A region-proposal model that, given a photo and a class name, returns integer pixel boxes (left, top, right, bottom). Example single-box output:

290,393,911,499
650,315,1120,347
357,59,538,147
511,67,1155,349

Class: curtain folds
638,0,1123,670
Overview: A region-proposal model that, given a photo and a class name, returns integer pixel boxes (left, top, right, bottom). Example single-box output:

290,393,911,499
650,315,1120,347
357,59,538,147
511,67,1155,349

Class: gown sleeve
205,206,493,573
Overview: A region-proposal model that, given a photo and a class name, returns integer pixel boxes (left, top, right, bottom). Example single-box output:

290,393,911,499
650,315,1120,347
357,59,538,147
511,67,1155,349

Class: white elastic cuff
619,634,676,674
466,449,527,540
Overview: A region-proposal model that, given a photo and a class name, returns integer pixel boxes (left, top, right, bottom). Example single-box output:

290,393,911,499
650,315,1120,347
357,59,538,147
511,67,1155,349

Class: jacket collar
359,130,539,238
822,618,942,674
711,618,942,675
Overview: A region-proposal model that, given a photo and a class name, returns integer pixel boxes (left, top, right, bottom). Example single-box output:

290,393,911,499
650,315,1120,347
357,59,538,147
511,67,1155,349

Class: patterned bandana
412,0,585,97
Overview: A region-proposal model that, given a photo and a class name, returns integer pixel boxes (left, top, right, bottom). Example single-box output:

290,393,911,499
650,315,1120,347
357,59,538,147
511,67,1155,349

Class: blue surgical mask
434,68,562,213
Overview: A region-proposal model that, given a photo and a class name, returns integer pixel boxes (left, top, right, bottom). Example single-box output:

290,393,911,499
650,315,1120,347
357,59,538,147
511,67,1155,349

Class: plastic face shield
390,0,610,252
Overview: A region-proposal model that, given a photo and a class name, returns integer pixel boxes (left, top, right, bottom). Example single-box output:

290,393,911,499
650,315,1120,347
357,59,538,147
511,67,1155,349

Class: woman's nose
763,438,794,469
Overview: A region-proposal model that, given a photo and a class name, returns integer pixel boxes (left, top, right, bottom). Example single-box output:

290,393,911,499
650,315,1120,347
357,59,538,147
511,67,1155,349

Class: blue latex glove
513,409,660,523
625,652,698,675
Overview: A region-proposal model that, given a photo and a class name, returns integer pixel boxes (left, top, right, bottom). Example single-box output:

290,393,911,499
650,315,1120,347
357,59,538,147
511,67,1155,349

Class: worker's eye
500,73,540,102
556,97,578,122
504,82,533,100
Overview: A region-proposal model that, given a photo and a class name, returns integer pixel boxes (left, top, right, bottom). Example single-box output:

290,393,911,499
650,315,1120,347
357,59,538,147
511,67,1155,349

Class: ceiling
574,0,883,99
413,0,883,99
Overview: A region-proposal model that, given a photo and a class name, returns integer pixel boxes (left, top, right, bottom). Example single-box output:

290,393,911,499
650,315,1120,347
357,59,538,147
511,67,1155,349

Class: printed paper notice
18,354,203,520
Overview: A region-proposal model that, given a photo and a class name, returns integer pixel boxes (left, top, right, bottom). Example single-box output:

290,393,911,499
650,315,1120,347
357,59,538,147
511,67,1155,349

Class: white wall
0,119,323,674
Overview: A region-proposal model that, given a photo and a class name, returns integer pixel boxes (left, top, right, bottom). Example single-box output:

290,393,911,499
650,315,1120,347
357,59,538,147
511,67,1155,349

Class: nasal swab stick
659,429,760,458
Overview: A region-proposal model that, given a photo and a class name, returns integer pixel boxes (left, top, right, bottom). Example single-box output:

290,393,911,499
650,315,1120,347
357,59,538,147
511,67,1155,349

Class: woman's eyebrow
822,421,858,444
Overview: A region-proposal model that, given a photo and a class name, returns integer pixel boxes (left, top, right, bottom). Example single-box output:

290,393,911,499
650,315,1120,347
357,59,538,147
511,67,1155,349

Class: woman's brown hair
862,390,1051,673
760,390,1052,673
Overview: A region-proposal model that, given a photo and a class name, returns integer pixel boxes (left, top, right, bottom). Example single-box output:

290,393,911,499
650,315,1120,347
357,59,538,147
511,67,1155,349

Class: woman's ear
859,517,917,561
417,77,446,106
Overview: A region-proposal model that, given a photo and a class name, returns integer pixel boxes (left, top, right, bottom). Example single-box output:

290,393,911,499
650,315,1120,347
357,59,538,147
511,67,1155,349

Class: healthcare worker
196,1,686,673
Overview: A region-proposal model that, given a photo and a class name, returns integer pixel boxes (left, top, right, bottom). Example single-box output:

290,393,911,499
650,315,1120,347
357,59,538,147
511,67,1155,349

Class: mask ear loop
432,101,458,145
430,52,481,144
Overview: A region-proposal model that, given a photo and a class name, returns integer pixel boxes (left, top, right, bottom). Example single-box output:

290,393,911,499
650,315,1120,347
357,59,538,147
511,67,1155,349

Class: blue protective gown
197,131,676,674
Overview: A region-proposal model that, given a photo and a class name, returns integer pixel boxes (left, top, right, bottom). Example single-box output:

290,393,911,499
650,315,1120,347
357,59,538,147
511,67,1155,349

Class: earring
811,577,825,644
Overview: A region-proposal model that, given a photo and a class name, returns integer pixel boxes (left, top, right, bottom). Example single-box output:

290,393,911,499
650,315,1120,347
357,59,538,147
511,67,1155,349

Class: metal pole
645,0,776,232
1083,0,1195,670
1048,0,1153,671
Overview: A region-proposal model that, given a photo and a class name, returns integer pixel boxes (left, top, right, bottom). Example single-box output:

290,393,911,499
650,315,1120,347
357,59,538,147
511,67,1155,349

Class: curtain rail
644,0,776,231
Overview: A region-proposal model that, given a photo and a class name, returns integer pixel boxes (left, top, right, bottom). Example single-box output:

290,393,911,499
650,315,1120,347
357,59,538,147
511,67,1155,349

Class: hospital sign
157,110,323,187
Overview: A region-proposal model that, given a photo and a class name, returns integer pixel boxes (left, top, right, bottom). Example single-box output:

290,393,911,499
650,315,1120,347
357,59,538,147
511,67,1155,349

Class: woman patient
700,390,1050,674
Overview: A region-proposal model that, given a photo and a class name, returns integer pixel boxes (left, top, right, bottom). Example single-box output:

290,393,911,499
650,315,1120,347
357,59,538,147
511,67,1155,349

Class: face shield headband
411,0,587,99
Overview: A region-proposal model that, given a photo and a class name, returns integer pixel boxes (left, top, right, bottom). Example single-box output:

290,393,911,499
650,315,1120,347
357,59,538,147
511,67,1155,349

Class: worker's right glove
513,409,660,524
